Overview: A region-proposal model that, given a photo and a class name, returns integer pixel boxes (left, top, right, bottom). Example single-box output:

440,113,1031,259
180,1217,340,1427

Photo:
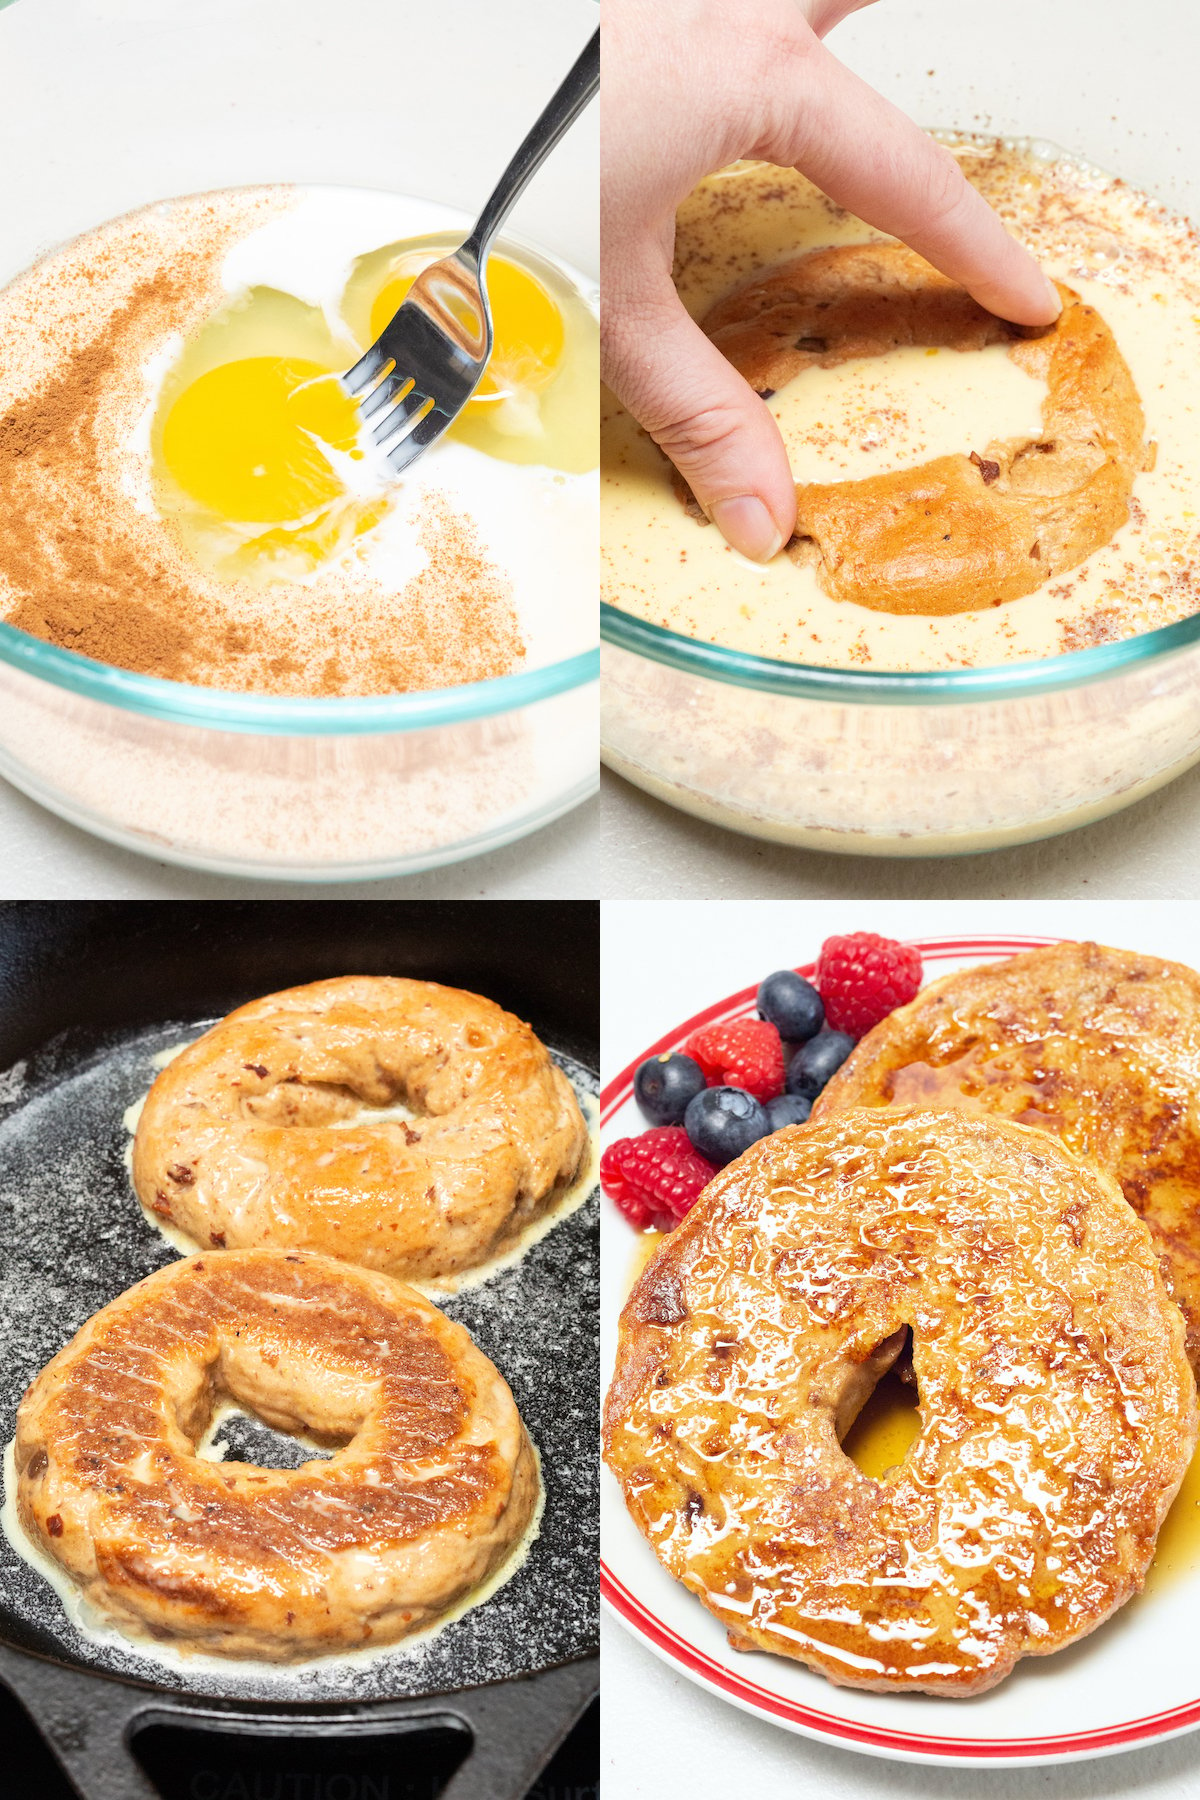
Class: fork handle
465,26,599,264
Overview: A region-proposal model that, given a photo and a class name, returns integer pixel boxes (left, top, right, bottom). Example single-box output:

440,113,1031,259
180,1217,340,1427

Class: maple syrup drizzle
626,1228,667,1295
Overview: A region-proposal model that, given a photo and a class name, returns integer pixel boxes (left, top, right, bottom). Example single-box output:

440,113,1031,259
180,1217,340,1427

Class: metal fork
342,27,599,476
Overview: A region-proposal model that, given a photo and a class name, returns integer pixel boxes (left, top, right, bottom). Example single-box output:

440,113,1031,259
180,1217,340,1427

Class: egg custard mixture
602,137,1200,671
0,187,598,695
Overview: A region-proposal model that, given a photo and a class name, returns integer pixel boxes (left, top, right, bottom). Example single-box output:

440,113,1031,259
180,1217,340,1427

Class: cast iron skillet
0,901,599,1800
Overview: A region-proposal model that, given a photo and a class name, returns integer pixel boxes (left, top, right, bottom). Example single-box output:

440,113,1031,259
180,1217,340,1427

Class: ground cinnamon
0,189,525,696
1,272,199,679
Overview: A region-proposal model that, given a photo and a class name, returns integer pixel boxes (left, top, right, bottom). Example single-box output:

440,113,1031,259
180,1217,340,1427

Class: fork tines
343,337,440,470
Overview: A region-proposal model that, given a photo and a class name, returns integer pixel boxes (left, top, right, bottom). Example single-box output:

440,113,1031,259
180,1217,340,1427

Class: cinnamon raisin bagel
132,976,588,1285
683,242,1147,615
814,939,1200,1368
14,1249,538,1660
603,1108,1194,1696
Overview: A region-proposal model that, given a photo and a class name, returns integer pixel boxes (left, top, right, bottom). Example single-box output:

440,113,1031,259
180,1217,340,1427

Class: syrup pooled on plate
841,1366,922,1482
626,1228,667,1295
1147,1441,1200,1592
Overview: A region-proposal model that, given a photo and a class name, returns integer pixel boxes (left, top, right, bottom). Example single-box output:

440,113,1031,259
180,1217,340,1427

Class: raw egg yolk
161,355,363,523
368,255,564,414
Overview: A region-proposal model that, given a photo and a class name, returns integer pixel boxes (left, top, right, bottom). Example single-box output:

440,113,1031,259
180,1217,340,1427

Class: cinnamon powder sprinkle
0,189,525,695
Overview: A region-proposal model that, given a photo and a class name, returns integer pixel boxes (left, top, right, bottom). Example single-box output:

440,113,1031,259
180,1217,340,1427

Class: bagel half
132,976,588,1285
15,1249,539,1660
604,1108,1194,1695
681,242,1148,615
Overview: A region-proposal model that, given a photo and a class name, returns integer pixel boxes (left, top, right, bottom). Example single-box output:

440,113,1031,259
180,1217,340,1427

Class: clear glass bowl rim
601,601,1200,704
0,621,599,737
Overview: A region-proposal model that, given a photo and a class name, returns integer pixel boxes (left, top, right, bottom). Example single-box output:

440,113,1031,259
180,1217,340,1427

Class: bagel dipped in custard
678,242,1149,615
14,1250,539,1661
603,1107,1195,1696
133,976,588,1286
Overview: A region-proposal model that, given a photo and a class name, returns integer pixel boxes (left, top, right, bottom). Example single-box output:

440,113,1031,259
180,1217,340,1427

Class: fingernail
1042,273,1063,318
709,496,785,562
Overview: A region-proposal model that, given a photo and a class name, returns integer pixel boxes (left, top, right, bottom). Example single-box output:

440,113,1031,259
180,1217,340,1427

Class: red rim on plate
600,933,1200,1763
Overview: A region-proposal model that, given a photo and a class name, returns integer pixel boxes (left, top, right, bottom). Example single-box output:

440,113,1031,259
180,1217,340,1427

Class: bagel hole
183,1351,365,1470
841,1329,921,1481
773,343,1048,486
197,1402,340,1470
244,1076,423,1131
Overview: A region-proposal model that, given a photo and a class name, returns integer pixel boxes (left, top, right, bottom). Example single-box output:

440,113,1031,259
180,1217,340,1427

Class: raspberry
684,1018,785,1103
601,1126,719,1230
815,932,923,1038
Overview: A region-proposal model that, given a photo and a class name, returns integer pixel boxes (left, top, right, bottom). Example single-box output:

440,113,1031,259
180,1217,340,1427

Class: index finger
757,37,1061,326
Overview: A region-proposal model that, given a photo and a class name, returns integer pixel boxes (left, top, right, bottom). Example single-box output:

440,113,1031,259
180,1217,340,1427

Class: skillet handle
413,1656,598,1800
0,1647,597,1800
0,1645,161,1800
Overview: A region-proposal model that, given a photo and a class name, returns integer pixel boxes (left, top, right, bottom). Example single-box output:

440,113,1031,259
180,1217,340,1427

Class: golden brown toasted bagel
814,939,1200,1367
133,976,587,1285
681,242,1146,614
14,1249,538,1660
603,1108,1194,1696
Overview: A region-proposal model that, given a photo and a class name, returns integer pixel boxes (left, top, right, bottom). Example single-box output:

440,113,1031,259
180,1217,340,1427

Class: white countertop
602,898,1200,1794
599,761,1200,899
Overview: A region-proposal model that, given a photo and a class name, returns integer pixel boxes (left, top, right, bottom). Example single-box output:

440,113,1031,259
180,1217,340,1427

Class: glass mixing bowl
0,0,598,879
601,0,1200,858
601,610,1200,855
0,632,597,879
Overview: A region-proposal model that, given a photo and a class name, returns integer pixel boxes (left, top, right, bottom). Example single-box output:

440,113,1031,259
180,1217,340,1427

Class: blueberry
633,1051,707,1126
764,1093,813,1132
684,1085,770,1165
757,970,825,1043
786,1030,856,1100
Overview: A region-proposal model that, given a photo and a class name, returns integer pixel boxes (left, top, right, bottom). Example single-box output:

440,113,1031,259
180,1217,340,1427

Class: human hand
601,0,1062,561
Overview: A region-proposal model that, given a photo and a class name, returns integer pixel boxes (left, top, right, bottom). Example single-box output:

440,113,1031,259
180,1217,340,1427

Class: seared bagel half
15,1249,538,1660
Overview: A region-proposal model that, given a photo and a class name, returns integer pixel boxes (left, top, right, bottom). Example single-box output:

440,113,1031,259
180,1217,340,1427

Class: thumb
604,271,797,561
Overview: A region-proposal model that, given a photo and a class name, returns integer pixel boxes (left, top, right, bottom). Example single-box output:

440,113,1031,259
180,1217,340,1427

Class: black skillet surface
1,1683,600,1799
0,903,598,1793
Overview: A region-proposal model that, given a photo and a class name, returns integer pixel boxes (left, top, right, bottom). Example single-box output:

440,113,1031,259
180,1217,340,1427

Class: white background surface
599,763,1200,899
602,900,1200,1795
0,783,600,898
0,0,598,896
600,0,1200,900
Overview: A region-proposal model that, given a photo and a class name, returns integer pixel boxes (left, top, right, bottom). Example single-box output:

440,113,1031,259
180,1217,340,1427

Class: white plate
601,932,1200,1766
